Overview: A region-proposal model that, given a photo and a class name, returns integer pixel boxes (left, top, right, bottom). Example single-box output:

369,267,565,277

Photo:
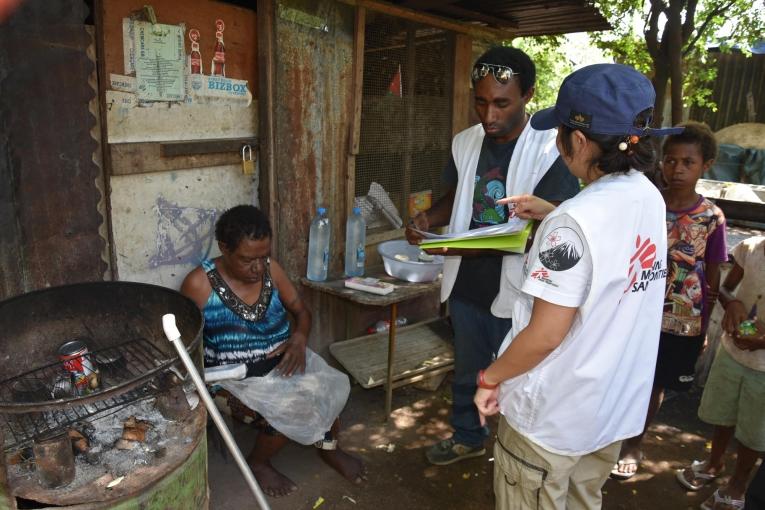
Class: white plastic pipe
162,314,271,510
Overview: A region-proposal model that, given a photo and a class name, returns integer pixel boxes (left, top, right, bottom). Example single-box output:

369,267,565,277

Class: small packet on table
344,277,395,296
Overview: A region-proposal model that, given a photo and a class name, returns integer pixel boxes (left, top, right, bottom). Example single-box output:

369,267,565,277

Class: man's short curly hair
215,205,272,251
662,121,718,162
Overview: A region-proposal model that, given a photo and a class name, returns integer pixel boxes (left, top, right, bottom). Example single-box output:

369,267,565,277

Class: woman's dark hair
662,121,717,162
215,205,272,250
558,108,657,176
473,46,536,96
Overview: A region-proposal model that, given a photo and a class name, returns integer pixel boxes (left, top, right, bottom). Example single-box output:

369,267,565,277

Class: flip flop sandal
610,455,642,480
700,489,745,510
676,460,721,491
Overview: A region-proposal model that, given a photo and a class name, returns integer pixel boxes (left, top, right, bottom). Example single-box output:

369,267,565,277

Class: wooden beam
159,138,258,158
336,0,512,41
433,4,519,29
452,33,472,136
110,142,245,176
346,6,366,216
257,0,279,250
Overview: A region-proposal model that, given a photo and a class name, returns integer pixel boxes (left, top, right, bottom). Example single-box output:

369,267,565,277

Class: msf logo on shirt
626,235,666,293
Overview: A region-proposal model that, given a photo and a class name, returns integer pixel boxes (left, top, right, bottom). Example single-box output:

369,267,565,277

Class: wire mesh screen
355,14,453,231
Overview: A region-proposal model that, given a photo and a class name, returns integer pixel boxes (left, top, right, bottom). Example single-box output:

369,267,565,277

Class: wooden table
301,270,453,419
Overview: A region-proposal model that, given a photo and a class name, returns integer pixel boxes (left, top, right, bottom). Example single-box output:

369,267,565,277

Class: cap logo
569,111,592,129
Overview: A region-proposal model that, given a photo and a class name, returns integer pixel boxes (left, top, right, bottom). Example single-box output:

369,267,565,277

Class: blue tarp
706,143,765,185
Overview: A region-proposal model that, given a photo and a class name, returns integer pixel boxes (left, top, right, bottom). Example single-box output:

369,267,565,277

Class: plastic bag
218,349,350,445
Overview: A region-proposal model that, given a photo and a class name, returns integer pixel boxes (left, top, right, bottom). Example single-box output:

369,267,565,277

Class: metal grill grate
0,338,171,450
1,384,157,452
355,14,453,230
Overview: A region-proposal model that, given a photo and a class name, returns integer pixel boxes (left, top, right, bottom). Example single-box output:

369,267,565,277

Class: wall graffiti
149,197,217,268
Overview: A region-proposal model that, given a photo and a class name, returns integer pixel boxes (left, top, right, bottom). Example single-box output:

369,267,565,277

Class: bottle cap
318,207,327,215
352,207,361,215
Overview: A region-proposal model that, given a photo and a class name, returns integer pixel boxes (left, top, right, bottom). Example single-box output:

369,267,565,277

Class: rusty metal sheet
0,0,108,299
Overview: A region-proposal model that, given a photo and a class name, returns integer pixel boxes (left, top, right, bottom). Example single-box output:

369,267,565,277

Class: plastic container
307,207,331,281
344,207,366,277
367,317,408,334
377,240,444,283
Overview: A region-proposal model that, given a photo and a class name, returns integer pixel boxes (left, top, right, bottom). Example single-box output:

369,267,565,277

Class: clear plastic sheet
218,349,350,445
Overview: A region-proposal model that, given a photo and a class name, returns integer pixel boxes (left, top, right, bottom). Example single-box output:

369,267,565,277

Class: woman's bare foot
319,447,367,484
249,460,297,498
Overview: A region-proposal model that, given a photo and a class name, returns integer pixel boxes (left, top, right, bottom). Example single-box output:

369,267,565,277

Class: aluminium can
58,339,96,391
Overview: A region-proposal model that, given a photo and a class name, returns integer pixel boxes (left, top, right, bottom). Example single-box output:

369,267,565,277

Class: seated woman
181,205,365,498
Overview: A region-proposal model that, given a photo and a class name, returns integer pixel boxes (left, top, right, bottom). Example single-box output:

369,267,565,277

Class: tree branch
645,0,667,60
682,0,737,57
681,0,698,41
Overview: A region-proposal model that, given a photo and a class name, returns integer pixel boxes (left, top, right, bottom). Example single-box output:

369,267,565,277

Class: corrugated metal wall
0,0,109,299
691,51,765,130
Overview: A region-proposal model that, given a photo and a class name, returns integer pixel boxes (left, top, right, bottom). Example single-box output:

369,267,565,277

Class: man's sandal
700,489,744,510
610,456,641,480
676,460,722,491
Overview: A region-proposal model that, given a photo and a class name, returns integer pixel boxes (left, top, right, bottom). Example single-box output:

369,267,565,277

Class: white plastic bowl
377,240,444,283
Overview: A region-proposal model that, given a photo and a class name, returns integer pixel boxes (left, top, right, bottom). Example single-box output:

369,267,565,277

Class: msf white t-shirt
497,170,668,456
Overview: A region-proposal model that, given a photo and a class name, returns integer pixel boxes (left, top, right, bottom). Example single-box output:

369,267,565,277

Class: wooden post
401,24,417,224
346,6,366,216
452,33,473,136
257,0,279,253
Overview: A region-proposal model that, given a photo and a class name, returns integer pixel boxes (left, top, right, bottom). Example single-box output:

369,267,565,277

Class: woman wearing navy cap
474,64,680,509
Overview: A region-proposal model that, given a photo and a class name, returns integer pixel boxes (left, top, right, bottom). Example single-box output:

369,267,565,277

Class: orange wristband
477,369,498,390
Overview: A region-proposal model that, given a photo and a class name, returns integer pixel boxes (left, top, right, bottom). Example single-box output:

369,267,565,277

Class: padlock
241,145,255,175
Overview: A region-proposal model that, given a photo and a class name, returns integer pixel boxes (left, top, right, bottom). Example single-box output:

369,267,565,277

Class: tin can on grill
58,340,96,392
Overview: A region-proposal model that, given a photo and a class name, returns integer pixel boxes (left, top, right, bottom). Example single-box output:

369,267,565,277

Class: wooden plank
329,318,454,388
346,7,365,216
160,137,257,157
452,33,472,136
110,142,243,175
336,0,511,41
348,6,366,156
257,0,278,251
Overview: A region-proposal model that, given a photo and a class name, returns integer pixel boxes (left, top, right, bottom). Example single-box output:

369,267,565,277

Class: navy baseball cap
531,63,683,137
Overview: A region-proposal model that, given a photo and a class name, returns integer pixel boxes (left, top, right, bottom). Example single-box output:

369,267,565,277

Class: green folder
419,222,533,253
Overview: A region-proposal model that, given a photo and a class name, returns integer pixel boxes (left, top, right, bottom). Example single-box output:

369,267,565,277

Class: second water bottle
344,207,366,277
307,207,331,281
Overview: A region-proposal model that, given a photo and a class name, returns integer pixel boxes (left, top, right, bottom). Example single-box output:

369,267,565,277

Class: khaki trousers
493,419,621,510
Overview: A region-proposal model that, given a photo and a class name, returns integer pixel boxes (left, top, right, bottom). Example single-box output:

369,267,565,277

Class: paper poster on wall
122,18,136,75
187,74,252,106
133,21,186,101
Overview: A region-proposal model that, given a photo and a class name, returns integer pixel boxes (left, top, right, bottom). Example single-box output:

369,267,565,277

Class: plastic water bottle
344,207,366,277
307,207,331,281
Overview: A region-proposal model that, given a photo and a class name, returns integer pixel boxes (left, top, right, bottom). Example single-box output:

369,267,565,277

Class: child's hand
722,300,748,334
732,320,765,351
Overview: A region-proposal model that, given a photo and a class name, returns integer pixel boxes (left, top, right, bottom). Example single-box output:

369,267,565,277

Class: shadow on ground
208,381,732,510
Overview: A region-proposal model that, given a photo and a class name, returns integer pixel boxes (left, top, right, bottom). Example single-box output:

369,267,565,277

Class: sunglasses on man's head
471,63,519,84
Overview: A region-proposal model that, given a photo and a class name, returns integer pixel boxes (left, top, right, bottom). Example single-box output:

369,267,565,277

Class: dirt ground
207,378,744,510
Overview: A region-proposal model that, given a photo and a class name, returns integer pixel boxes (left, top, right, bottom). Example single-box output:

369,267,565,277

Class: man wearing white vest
405,46,579,466
474,63,678,509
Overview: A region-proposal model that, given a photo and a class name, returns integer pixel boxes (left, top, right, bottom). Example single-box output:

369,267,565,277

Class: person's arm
719,261,746,332
705,213,728,312
474,298,577,420
405,186,456,245
266,259,310,376
180,267,212,310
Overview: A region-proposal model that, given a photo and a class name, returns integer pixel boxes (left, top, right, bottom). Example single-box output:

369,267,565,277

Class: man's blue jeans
448,296,513,448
